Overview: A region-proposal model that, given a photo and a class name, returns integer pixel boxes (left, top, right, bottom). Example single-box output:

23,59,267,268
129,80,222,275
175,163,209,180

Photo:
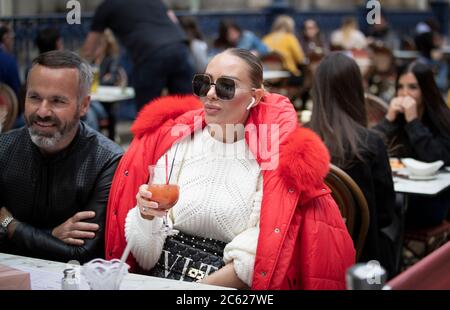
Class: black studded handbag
148,231,226,282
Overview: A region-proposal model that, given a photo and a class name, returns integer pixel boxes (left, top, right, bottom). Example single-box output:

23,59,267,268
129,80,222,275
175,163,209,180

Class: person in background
331,17,368,51
298,19,328,110
35,26,64,54
263,15,305,77
309,52,399,277
105,48,355,289
0,24,22,130
414,20,448,93
93,29,121,87
83,0,194,112
375,61,450,164
0,23,14,54
263,15,306,103
179,16,209,73
86,28,121,132
212,19,269,57
0,50,123,263
299,19,328,59
366,12,400,51
0,24,20,97
374,61,450,229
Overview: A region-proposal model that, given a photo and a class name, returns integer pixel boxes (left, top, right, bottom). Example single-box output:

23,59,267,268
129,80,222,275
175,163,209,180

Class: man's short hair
30,50,92,103
35,27,61,53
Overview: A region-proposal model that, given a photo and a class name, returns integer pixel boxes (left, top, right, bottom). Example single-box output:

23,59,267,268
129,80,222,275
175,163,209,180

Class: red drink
147,184,179,210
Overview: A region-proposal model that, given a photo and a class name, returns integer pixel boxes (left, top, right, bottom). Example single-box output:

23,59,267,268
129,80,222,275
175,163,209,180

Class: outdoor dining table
393,167,450,196
391,166,450,273
263,70,291,81
90,86,135,140
0,252,233,290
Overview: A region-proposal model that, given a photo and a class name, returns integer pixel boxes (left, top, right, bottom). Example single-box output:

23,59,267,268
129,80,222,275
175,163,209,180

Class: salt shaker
61,268,79,290
346,261,387,290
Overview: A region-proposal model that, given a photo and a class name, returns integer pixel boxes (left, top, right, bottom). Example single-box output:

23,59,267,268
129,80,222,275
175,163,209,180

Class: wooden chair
324,164,370,261
260,51,289,96
365,93,389,128
260,51,285,71
0,83,18,133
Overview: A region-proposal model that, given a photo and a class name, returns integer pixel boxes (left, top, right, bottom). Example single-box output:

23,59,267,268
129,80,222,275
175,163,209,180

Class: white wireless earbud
246,97,256,110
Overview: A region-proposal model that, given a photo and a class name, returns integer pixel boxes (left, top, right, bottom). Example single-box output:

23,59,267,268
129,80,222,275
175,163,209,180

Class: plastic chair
324,164,370,261
0,83,18,133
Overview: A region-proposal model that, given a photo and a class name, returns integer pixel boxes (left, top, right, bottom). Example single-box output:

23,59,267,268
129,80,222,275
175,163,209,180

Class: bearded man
0,50,122,263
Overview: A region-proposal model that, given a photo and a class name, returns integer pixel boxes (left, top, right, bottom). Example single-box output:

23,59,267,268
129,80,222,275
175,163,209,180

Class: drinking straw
168,144,180,183
165,153,169,184
119,239,132,265
116,235,132,288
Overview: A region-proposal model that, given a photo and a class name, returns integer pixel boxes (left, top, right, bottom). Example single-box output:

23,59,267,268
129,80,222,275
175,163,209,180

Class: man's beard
25,111,80,149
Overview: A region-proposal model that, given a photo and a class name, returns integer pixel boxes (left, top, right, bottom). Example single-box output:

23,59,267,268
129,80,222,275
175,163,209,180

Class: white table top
0,253,233,290
393,168,450,196
393,50,420,59
263,70,290,81
90,86,135,103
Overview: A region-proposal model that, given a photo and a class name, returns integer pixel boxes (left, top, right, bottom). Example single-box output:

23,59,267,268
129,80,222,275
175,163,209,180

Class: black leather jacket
0,122,123,263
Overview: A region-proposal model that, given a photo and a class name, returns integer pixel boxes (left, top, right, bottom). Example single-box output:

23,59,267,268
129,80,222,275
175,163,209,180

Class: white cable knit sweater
125,127,262,286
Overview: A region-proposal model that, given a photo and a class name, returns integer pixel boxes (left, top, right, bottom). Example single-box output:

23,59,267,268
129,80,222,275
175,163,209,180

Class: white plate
409,174,438,180
445,167,450,172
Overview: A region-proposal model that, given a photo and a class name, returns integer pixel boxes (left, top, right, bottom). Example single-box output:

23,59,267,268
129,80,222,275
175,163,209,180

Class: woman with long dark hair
310,52,398,277
374,61,450,229
375,61,450,164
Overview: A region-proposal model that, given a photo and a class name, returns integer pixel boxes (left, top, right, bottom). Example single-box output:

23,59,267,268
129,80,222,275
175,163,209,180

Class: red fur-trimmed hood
131,94,330,192
278,127,330,192
131,95,203,137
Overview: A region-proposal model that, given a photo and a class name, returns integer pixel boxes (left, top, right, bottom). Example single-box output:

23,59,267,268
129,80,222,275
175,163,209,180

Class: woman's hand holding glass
137,163,180,235
136,184,167,220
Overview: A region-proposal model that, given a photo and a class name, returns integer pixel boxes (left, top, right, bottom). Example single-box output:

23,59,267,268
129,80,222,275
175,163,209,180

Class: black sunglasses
192,74,254,101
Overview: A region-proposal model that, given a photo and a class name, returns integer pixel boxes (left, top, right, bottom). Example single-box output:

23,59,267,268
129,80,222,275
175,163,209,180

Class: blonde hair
341,17,357,42
271,15,295,33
